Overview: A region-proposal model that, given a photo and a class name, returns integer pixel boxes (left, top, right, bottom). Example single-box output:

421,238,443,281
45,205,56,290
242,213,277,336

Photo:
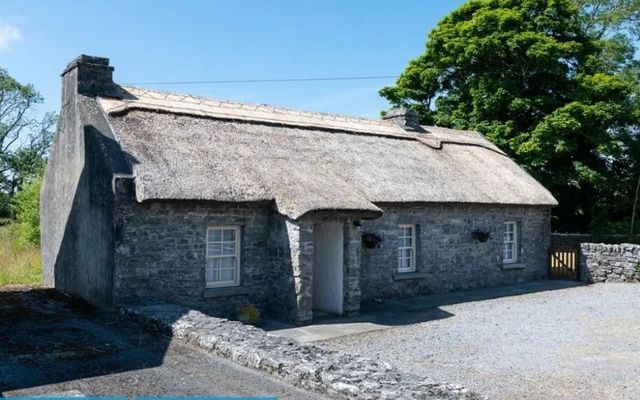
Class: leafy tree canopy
0,68,56,217
380,0,640,233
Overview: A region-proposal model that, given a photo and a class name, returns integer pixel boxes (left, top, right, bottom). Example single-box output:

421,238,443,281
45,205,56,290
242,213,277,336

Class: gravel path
322,283,640,400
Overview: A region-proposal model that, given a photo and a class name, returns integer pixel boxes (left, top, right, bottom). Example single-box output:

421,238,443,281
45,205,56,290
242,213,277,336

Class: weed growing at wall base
0,225,41,285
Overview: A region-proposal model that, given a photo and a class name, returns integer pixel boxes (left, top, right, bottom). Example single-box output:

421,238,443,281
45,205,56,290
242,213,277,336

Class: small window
397,225,416,273
503,221,518,264
206,226,240,287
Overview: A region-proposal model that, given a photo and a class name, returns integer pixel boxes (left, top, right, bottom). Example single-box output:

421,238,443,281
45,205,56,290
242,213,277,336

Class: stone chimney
382,107,423,132
60,55,117,98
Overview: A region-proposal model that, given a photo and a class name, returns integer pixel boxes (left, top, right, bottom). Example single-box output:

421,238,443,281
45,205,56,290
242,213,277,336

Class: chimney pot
382,107,423,132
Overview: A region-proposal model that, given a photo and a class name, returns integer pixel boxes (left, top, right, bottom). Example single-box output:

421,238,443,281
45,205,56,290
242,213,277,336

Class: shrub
237,304,261,325
11,176,42,247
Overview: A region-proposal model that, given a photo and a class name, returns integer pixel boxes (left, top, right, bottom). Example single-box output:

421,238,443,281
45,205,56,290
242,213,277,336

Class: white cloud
0,20,21,51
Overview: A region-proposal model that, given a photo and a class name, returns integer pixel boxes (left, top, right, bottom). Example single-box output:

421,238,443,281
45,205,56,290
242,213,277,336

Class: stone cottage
42,55,557,323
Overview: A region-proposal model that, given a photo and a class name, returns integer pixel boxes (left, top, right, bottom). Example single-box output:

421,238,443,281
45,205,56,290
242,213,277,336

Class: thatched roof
98,86,557,219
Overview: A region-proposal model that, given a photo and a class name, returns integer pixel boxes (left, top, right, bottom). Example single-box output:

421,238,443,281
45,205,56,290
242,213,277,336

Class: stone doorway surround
286,218,363,324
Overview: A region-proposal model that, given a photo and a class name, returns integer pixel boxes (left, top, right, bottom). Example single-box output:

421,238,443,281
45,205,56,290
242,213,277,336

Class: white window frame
206,226,241,288
397,224,416,273
503,221,518,264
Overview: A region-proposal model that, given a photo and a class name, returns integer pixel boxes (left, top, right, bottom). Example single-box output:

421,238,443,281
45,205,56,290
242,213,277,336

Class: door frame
312,222,344,316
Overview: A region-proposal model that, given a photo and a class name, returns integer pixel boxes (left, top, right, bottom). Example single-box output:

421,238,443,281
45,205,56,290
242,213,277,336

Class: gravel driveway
322,283,640,400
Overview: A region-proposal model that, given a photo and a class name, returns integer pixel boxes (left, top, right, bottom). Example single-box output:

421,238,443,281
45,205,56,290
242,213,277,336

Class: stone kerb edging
121,304,481,400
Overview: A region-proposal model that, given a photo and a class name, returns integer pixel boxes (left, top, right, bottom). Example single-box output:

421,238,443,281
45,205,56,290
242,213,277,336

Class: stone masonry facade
113,178,284,317
580,243,640,283
360,204,551,301
114,179,552,322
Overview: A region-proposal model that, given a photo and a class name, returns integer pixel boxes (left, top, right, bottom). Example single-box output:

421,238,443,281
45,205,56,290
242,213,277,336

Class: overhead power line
123,75,397,86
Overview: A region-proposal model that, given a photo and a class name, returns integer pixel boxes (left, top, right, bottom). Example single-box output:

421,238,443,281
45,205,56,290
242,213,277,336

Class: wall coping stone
580,243,640,254
120,303,482,400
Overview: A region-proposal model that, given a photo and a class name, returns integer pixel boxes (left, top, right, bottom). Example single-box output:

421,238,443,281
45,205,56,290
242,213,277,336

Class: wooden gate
549,246,579,280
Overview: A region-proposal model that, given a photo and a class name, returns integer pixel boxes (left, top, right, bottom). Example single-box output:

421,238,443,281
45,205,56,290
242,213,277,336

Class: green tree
0,68,56,217
380,0,640,233
11,175,42,246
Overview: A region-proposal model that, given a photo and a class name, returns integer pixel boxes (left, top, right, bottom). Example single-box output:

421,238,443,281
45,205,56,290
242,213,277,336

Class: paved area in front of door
265,280,580,342
272,281,640,400
0,286,321,399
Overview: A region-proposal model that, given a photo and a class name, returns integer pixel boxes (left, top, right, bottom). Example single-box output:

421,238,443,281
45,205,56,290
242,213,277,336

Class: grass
0,224,41,286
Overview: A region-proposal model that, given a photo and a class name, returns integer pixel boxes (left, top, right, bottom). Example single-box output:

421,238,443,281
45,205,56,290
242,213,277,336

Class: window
206,226,240,287
503,222,518,263
397,225,416,273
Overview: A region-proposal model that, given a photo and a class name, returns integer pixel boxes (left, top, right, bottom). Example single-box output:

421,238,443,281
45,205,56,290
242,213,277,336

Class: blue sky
1,1,465,118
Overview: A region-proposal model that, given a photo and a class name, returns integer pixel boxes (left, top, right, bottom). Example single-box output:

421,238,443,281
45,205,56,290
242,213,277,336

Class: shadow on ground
0,287,321,399
364,279,581,312
264,280,581,342
0,287,168,394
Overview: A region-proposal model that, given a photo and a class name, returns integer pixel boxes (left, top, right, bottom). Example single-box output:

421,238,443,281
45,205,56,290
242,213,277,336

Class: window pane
207,257,220,269
220,268,235,282
397,225,415,272
208,229,222,242
504,243,514,260
223,229,236,241
221,257,235,269
208,242,222,256
206,227,240,286
206,268,220,283
222,242,235,255
503,223,515,242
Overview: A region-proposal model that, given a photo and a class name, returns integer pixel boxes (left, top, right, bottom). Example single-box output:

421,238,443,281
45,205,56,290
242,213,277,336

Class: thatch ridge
101,86,508,155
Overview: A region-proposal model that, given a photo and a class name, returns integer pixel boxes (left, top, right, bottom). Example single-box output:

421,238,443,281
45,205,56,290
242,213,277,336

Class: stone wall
268,215,363,322
580,243,640,283
41,57,128,307
123,303,480,400
112,183,553,321
113,179,298,318
359,204,551,301
113,186,368,323
286,220,315,323
342,220,363,316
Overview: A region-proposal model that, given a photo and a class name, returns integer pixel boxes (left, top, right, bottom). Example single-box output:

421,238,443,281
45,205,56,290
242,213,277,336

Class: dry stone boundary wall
121,303,482,400
580,243,640,283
